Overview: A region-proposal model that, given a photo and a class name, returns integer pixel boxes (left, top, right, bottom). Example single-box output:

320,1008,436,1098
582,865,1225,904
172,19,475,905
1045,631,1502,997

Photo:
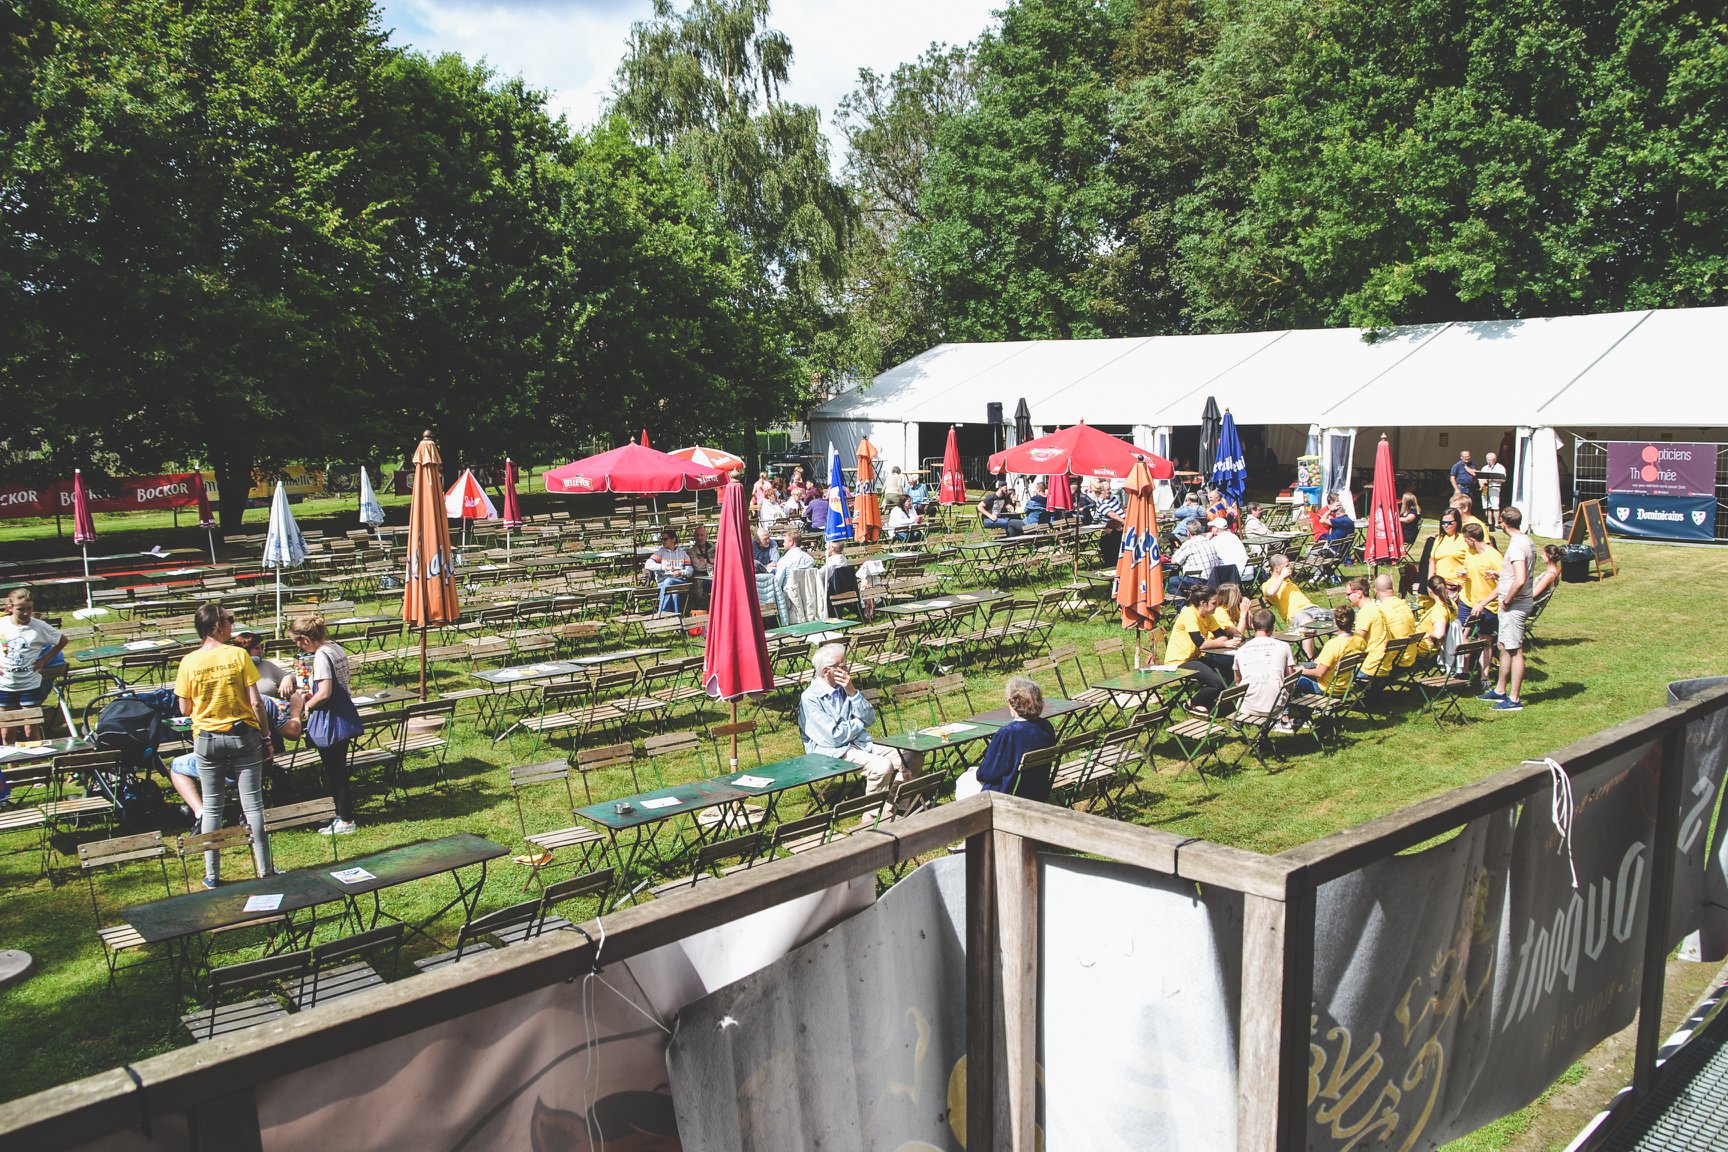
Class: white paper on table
0,745,57,759
352,695,378,705
925,600,953,608
243,894,284,912
495,670,524,680
123,639,167,651
927,723,978,737
732,774,773,788
330,867,376,884
640,797,682,810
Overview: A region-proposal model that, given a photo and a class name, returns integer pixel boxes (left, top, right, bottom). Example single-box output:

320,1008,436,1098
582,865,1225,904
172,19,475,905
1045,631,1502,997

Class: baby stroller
83,687,175,827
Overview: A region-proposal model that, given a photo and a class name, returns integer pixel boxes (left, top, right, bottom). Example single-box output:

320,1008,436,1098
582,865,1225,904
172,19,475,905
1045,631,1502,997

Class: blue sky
373,0,1001,159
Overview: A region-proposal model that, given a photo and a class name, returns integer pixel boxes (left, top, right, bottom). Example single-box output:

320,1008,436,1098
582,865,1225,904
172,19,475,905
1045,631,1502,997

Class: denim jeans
195,725,270,882
656,574,685,614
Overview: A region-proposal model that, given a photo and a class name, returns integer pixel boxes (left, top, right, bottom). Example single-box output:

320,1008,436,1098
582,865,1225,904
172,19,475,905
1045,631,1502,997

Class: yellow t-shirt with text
1165,605,1216,665
1416,600,1453,657
1379,596,1418,667
1462,546,1504,611
174,645,261,735
1316,633,1365,697
1356,602,1391,677
1266,578,1314,624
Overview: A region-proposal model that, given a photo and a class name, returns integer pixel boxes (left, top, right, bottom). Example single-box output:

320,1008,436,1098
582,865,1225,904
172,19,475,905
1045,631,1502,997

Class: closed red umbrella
702,478,774,768
938,426,967,505
404,432,461,699
501,458,523,562
72,469,97,611
1112,458,1165,663
1046,473,1073,513
1363,434,1402,567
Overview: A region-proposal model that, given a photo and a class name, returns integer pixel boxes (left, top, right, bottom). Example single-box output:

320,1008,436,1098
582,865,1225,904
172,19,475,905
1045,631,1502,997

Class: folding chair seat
182,950,311,1042
290,924,404,1010
1412,638,1489,726
415,900,543,971
831,790,891,834
510,759,605,886
536,867,617,932
886,771,948,820
639,730,706,791
1164,683,1248,786
930,673,975,722
1287,653,1365,750
650,832,763,897
765,811,834,857
391,699,455,791
576,741,643,794
1045,732,1104,808
886,679,940,730
44,751,119,841
0,763,52,877
78,831,174,996
517,682,590,758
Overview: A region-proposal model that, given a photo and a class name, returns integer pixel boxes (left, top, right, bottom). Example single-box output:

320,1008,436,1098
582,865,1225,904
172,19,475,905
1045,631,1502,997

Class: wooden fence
5,681,1727,1151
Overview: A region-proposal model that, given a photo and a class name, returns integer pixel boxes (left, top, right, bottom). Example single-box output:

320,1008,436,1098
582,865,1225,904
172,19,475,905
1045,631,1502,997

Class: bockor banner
0,473,203,519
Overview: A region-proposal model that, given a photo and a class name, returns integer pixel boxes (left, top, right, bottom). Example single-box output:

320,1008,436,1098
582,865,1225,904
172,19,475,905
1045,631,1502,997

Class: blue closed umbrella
1209,410,1247,505
824,443,853,542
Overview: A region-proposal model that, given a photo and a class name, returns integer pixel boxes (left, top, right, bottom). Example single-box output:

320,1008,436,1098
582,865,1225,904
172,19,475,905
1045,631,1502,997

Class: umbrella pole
81,545,92,611
418,626,428,702
206,528,216,565
275,567,283,639
730,699,739,771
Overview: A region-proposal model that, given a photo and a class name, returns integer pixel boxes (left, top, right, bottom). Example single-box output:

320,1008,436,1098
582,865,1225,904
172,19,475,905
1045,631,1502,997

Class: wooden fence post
966,829,997,1152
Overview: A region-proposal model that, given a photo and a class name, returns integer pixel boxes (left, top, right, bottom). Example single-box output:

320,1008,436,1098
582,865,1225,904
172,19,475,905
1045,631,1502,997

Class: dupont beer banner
1605,493,1716,542
0,473,203,519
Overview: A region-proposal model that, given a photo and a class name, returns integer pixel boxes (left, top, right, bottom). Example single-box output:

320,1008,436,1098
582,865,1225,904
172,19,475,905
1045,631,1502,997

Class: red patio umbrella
1363,434,1402,569
640,429,650,448
988,421,1174,482
938,426,967,505
669,445,745,473
404,432,461,699
1112,458,1165,664
544,441,725,552
702,478,774,768
855,438,882,542
444,468,497,565
72,469,97,611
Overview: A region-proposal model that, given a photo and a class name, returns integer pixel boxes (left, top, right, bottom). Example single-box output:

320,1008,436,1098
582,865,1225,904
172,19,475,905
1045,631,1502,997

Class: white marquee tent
811,305,1728,538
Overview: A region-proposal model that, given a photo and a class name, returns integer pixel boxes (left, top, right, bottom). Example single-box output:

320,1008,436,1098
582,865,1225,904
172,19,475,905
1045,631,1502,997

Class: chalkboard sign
1567,499,1616,578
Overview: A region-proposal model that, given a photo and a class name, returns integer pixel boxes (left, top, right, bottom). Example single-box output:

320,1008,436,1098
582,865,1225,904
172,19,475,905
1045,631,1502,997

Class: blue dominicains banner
1605,493,1716,542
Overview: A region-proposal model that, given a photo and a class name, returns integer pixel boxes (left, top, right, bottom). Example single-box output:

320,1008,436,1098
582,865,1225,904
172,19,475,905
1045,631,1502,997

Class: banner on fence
1606,441,1716,498
0,473,206,520
1604,492,1716,542
1308,745,1661,1151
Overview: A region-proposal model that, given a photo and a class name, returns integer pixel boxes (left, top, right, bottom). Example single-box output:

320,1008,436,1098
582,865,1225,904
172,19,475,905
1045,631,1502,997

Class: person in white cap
1209,515,1252,583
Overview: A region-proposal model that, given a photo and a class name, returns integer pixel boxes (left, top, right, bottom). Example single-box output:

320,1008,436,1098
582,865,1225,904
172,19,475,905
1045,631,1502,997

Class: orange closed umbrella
1112,458,1165,663
403,431,461,699
856,438,881,542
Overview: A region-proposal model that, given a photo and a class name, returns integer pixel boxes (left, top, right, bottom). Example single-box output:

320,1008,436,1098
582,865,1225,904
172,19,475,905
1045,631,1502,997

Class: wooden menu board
1567,499,1616,577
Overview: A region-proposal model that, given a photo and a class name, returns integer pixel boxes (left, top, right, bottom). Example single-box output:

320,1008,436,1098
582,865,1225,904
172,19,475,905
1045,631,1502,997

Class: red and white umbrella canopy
543,443,725,495
444,468,498,521
669,445,745,473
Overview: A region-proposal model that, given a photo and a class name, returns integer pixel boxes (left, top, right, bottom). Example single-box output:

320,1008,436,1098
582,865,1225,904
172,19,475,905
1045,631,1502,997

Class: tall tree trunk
210,445,253,536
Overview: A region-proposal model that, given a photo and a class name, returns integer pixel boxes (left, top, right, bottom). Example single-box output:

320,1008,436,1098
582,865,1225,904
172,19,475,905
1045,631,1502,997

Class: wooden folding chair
1164,683,1248,787
182,950,311,1042
78,830,173,996
509,760,605,888
538,867,617,931
289,923,404,1011
649,832,763,897
415,900,544,970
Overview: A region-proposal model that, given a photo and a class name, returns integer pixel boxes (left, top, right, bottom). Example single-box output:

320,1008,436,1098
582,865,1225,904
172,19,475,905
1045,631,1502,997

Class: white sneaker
1272,720,1296,735
318,819,358,835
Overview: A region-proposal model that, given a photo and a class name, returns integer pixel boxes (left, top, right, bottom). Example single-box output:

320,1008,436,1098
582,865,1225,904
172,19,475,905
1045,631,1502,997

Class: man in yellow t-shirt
1371,575,1419,667
1260,554,1331,657
175,603,273,887
1344,577,1392,679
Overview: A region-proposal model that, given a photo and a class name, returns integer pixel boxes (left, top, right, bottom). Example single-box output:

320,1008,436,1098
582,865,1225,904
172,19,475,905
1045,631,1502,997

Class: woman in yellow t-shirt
1430,511,1469,586
1213,583,1249,638
1293,605,1364,698
1414,576,1457,659
1164,585,1240,710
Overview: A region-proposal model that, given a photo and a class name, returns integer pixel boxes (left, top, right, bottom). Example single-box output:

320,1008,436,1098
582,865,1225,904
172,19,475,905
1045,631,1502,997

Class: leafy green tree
908,0,1133,343
612,0,855,388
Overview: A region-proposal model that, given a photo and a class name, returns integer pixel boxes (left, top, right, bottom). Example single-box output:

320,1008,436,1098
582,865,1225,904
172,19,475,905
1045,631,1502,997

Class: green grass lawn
0,516,1722,1144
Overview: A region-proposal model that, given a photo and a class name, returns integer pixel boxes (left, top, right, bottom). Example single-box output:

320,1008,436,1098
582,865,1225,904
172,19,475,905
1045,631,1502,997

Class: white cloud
376,0,1000,158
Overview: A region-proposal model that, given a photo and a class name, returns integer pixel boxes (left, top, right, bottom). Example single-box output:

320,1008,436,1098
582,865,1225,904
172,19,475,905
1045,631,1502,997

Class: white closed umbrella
261,481,309,638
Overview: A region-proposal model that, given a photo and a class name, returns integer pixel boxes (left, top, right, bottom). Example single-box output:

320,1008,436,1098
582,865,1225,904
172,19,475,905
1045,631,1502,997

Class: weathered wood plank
994,831,1038,1150
966,829,996,1152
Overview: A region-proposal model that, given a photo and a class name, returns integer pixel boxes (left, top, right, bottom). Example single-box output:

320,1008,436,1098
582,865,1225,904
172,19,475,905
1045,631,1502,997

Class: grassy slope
0,512,1722,1145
